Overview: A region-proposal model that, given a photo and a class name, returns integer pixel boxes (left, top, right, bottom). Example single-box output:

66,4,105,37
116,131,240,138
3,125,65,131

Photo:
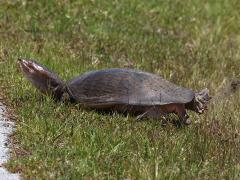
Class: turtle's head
18,58,66,101
192,88,211,114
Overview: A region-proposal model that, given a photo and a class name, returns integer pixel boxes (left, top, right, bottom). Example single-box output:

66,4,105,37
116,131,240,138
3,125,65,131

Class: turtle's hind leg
136,107,158,120
136,107,166,119
136,107,168,126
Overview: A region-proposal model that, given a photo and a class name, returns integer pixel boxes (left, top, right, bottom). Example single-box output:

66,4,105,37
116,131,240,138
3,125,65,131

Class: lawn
0,0,239,179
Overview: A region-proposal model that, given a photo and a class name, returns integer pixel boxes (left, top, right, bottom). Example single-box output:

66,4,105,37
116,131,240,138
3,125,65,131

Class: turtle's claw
184,118,192,125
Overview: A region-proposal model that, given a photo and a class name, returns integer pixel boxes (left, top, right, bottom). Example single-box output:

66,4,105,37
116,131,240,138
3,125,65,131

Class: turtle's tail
18,58,66,100
194,88,211,114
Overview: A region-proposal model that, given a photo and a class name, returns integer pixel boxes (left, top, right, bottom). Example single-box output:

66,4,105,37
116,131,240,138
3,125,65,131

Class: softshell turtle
18,58,211,125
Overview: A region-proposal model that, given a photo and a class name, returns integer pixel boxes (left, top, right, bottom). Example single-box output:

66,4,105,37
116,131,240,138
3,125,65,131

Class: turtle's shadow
93,108,186,128
57,102,188,128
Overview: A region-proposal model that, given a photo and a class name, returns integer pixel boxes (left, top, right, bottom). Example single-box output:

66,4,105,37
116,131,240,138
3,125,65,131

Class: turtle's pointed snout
17,58,28,65
18,58,31,66
18,58,46,75
18,58,28,67
18,58,34,74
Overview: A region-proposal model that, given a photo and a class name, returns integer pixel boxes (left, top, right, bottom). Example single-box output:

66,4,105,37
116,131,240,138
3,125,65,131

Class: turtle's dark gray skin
18,58,211,125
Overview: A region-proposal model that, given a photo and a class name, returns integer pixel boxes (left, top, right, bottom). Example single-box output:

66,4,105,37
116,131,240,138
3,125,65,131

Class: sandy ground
0,102,20,180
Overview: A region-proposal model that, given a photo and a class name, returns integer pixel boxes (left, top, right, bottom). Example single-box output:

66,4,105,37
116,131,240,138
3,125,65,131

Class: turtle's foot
172,118,191,127
161,115,190,127
161,117,168,126
173,104,191,126
182,113,191,125
183,118,191,125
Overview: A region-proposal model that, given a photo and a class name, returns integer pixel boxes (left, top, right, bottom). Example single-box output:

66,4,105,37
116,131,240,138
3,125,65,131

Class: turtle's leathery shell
67,68,195,106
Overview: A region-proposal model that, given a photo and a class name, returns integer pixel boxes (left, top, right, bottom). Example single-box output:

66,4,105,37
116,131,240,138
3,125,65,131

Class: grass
0,0,240,179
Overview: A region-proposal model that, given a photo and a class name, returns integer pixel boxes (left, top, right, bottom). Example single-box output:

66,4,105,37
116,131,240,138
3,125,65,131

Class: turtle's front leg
174,104,191,125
